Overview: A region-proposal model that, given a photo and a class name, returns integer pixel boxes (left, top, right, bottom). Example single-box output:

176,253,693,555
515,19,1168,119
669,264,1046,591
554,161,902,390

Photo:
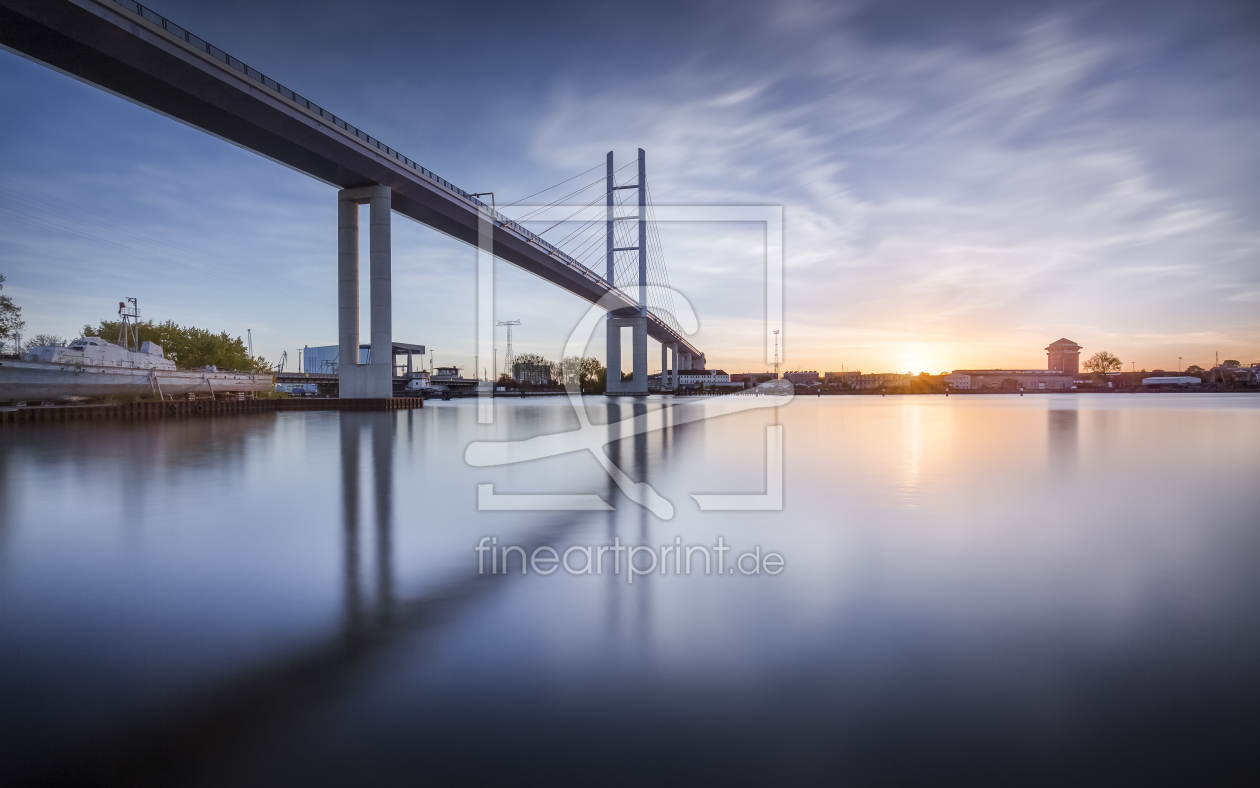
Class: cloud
516,3,1258,370
1,0,1256,372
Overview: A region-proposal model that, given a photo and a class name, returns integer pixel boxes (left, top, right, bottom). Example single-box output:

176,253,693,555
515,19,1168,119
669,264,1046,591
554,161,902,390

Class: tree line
1083,350,1242,379
80,318,270,372
0,277,269,371
0,274,22,346
502,353,607,392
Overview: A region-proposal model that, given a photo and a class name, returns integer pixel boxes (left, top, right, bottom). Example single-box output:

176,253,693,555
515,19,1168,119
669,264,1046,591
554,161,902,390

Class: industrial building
824,371,860,385
1141,376,1201,387
1208,363,1260,384
784,371,820,385
851,373,912,390
945,338,1083,391
302,342,426,376
946,370,1075,391
282,342,426,397
513,362,552,386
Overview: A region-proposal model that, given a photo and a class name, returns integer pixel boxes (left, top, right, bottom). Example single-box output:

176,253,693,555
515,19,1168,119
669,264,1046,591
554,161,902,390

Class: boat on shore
0,302,270,403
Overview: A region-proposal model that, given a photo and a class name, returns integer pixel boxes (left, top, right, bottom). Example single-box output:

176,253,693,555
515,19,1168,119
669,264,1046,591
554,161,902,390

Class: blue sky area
1,0,1256,374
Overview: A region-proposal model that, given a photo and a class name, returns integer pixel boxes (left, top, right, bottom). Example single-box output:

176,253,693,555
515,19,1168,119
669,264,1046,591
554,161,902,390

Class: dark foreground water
1,394,1258,786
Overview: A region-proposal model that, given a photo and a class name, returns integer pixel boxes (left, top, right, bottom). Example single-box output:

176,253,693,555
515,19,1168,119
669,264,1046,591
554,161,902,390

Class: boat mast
117,298,140,352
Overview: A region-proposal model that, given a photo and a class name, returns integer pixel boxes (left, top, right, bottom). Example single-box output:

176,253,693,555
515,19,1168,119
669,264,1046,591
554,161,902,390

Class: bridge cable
500,162,604,208
501,158,633,210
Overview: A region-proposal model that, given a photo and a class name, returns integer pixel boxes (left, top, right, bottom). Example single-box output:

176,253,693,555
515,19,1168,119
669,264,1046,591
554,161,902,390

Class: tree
1083,350,1122,378
23,334,66,351
579,356,604,384
558,356,604,391
0,273,25,346
1222,360,1240,368
513,352,548,367
559,356,578,386
1184,364,1206,378
81,318,269,371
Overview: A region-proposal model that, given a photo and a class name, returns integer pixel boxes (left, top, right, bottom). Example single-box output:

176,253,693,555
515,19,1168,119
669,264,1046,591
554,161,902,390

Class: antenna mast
773,329,780,378
497,320,521,379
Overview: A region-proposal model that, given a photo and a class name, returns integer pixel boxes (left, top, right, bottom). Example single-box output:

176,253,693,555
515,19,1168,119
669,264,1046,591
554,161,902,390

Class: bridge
0,0,705,397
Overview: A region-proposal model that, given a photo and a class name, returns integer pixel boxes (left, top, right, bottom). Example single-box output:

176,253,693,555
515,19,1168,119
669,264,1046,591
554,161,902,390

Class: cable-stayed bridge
0,0,703,397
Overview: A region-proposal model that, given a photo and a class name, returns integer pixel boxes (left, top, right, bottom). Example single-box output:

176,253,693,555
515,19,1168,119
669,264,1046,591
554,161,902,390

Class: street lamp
1178,356,1182,373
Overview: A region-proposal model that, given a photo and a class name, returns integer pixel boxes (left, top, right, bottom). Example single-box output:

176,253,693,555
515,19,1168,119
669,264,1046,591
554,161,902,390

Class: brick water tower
1046,338,1082,373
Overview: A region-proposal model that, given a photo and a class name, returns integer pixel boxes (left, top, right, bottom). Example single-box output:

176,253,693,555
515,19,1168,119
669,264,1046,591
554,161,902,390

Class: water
1,394,1257,785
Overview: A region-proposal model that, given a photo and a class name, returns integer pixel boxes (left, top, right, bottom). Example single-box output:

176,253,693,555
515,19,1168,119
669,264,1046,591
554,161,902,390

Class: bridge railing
110,0,683,343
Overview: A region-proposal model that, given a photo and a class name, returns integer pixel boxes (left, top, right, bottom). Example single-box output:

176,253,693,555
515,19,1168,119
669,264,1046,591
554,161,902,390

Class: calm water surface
1,394,1258,785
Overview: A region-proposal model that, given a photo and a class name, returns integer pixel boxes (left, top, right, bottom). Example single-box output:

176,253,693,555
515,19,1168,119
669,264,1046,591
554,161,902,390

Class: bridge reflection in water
10,406,674,784
1,398,1258,785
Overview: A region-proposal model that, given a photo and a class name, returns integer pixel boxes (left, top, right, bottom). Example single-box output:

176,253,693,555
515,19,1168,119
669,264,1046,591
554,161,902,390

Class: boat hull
0,359,271,400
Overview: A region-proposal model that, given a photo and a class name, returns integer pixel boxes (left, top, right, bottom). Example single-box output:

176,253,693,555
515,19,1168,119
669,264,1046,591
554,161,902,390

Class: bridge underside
0,0,704,392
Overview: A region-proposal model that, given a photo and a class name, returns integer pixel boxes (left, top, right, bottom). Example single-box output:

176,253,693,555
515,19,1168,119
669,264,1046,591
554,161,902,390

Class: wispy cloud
520,3,1258,369
0,0,1255,371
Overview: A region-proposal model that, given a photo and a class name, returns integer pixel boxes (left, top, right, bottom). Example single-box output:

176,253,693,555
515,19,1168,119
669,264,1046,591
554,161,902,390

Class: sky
0,0,1257,375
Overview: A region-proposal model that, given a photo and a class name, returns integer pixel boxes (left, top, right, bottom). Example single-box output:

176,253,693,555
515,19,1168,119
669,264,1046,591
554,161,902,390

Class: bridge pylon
604,148,650,396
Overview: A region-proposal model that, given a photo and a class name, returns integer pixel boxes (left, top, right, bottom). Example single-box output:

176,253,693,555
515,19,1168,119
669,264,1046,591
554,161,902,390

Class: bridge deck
0,0,703,358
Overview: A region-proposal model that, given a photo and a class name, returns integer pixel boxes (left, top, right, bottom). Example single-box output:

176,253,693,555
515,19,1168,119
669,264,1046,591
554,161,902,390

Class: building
852,373,912,390
275,371,339,398
679,369,731,385
784,371,820,385
303,344,364,374
824,371,860,385
729,373,777,383
513,362,552,385
1141,376,1201,386
947,370,1074,391
302,342,426,376
429,366,478,394
1207,363,1259,384
1046,338,1082,374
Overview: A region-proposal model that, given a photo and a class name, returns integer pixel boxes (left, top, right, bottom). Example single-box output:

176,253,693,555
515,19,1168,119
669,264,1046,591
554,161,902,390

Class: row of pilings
0,397,423,426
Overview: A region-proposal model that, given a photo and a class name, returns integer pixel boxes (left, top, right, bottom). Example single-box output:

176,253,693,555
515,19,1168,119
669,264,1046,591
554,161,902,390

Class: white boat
0,301,271,402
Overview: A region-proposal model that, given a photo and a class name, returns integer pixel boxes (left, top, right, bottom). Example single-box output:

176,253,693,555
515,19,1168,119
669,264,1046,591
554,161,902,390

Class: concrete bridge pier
338,185,392,398
606,314,648,396
660,342,678,391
